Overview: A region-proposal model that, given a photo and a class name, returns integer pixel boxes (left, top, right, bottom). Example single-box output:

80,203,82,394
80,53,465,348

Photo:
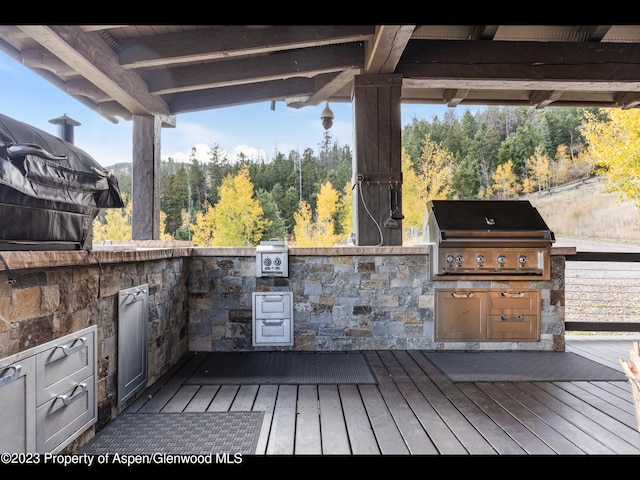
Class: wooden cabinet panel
435,290,485,341
436,289,540,342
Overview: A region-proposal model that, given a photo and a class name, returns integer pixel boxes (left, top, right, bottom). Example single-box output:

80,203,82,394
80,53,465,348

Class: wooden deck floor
120,334,640,456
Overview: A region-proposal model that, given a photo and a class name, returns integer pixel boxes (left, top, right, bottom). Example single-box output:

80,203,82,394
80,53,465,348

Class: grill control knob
518,255,527,265
274,257,282,266
263,257,272,266
455,255,464,265
445,254,454,263
476,254,485,265
497,254,506,266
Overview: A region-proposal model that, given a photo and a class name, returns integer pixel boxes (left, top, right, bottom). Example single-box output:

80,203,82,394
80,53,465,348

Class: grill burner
425,200,555,280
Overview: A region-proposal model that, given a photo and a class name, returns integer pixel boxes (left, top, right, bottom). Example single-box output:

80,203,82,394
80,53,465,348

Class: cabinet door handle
58,383,88,406
501,291,525,297
450,291,473,298
59,337,87,357
500,314,524,322
0,364,21,387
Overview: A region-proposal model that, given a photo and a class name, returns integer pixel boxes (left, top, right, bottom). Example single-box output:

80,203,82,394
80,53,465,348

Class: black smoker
0,113,124,251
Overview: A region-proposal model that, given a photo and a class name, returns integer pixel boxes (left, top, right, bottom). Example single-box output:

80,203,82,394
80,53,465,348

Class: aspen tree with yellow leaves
581,109,640,209
291,200,314,246
400,147,427,232
191,165,269,246
93,193,132,242
491,159,521,199
418,136,454,201
291,181,341,246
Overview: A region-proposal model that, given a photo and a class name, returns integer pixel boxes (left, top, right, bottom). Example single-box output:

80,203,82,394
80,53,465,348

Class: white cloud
231,145,268,162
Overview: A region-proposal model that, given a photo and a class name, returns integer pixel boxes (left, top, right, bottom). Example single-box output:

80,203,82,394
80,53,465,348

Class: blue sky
0,50,466,168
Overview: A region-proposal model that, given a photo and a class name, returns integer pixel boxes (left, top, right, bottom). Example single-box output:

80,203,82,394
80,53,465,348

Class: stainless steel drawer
36,329,95,406
36,375,95,453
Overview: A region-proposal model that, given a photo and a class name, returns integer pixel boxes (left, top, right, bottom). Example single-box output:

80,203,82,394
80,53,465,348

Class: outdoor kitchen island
0,240,574,453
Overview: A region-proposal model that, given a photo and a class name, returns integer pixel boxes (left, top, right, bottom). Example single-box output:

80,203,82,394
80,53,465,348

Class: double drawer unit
435,288,540,342
0,325,97,453
252,292,294,347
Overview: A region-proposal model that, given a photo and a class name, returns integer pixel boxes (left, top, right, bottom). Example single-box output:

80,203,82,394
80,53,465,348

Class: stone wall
188,246,567,352
0,248,190,437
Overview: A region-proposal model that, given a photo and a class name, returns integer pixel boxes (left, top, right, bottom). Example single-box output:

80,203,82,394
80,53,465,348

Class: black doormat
80,412,264,454
422,351,628,382
185,351,377,385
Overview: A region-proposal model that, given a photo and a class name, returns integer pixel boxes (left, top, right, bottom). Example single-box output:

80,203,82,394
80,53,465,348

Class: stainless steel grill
425,200,555,280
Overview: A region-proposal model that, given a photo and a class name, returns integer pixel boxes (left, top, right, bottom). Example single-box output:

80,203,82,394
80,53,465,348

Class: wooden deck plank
414,351,527,454
318,384,351,454
475,382,585,454
366,351,438,454
85,337,640,457
506,382,616,454
405,350,498,454
571,381,636,415
124,352,204,413
252,384,278,455
183,385,219,412
596,380,636,403
338,385,380,454
294,385,322,455
206,385,239,412
380,351,466,454
160,385,200,412
555,381,639,429
532,382,640,453
230,385,259,411
358,384,409,454
266,385,297,455
457,382,557,454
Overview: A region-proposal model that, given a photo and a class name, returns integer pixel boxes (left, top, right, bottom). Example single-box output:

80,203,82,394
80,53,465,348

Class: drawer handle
0,364,21,387
58,383,87,406
262,319,285,326
500,314,524,322
501,291,525,297
450,291,473,298
59,336,87,357
263,295,284,302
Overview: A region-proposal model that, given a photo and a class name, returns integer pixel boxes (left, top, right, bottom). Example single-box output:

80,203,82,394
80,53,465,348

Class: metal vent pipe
49,114,81,144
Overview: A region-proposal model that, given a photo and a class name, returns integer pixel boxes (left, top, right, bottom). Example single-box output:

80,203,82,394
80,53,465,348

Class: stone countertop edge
0,244,575,271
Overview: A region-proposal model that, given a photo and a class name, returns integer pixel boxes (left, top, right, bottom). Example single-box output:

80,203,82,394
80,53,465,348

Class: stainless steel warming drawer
435,288,540,342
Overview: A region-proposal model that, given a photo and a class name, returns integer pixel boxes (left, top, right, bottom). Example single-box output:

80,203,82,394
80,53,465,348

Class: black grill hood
426,200,555,244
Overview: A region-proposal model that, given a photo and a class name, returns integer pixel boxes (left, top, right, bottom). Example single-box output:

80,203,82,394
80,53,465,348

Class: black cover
0,112,124,250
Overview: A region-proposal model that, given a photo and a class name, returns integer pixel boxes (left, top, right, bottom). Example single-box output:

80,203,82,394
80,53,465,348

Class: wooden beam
398,40,640,85
169,76,323,113
117,25,375,68
145,43,363,95
18,25,170,116
529,90,563,109
365,25,415,74
444,89,469,107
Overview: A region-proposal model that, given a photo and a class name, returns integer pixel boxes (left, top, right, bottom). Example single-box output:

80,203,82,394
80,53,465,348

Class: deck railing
565,252,640,332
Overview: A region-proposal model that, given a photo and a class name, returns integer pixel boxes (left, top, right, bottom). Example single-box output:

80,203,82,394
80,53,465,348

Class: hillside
526,177,640,249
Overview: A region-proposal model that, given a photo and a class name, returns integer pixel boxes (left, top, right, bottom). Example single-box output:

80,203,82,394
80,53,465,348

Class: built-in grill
425,199,555,280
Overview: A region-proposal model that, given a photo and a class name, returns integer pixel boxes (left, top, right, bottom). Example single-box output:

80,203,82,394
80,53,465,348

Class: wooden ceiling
1,25,639,125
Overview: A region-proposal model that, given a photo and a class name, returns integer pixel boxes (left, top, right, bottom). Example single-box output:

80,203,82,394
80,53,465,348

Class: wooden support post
351,74,403,246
